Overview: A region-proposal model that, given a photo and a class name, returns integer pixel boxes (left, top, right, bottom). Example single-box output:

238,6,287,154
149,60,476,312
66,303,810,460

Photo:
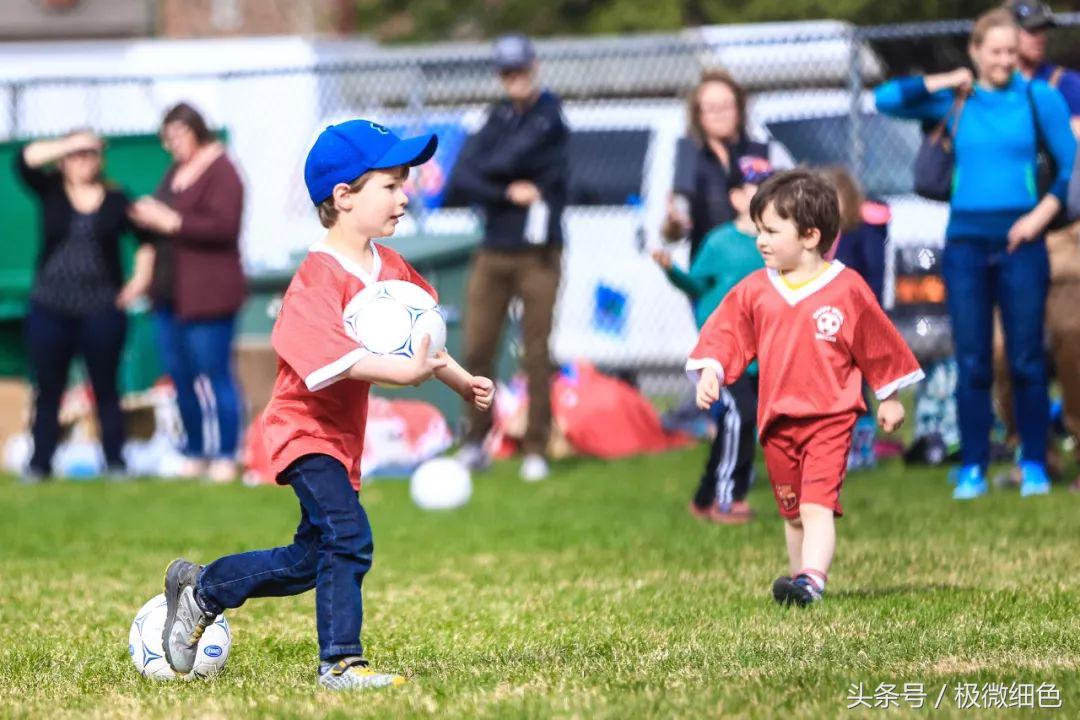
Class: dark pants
197,455,372,661
942,237,1049,468
25,302,127,474
153,307,242,458
693,375,758,508
463,246,561,455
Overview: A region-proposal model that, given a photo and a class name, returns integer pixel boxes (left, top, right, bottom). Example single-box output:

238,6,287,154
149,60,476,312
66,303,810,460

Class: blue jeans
25,302,127,474
197,455,373,661
942,237,1049,468
152,307,241,458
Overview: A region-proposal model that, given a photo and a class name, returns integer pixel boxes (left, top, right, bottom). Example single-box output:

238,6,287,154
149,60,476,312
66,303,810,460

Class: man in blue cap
449,33,569,482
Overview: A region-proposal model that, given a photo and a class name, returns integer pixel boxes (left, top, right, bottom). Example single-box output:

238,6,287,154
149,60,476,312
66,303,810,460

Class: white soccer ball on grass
128,593,231,680
410,456,473,510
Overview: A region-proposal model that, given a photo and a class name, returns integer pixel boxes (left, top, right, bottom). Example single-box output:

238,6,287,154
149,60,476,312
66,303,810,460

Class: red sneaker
710,500,755,525
688,501,713,520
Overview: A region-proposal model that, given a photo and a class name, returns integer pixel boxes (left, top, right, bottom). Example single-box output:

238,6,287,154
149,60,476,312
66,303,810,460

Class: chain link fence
4,15,1079,405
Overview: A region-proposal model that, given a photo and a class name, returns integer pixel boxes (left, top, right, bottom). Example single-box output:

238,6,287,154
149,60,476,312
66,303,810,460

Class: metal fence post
847,25,865,186
8,81,22,140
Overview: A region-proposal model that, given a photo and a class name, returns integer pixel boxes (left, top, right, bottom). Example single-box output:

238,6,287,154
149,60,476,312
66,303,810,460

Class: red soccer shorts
761,412,858,520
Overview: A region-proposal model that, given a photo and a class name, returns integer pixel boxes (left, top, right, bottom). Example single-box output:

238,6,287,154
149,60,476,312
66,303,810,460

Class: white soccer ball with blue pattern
343,280,446,358
128,593,231,680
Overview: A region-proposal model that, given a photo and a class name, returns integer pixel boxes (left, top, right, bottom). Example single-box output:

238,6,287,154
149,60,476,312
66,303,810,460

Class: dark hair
161,102,213,144
686,68,747,144
749,169,841,255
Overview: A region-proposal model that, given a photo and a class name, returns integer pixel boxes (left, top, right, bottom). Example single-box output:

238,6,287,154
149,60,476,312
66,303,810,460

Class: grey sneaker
162,558,217,674
456,443,491,472
318,656,406,690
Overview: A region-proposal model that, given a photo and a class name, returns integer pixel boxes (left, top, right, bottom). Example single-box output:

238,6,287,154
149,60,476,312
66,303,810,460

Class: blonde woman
875,9,1076,499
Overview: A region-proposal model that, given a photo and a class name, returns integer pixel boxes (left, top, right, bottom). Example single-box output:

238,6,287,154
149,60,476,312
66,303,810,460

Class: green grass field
2,449,1079,719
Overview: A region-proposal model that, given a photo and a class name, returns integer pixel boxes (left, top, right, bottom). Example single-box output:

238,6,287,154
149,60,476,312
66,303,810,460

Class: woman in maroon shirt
129,103,246,482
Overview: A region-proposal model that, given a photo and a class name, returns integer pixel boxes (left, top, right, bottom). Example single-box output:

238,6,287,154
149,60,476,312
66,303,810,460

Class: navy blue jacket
448,90,569,249
684,136,768,259
832,200,889,305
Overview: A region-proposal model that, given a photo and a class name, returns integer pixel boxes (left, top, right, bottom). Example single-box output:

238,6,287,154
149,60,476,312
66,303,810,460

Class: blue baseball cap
303,119,438,205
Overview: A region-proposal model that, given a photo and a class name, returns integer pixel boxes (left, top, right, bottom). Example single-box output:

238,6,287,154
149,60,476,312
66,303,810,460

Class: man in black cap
449,33,569,482
994,1,1080,490
1007,0,1080,134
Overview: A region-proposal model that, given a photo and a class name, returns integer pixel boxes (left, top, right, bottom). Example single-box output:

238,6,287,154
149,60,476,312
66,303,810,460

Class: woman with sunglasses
17,130,153,481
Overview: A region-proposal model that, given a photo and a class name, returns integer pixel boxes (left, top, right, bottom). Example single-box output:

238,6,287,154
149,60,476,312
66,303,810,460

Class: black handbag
913,93,967,202
1026,82,1068,231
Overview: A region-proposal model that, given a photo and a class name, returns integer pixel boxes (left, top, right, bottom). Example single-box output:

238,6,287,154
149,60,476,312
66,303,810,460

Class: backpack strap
929,91,968,144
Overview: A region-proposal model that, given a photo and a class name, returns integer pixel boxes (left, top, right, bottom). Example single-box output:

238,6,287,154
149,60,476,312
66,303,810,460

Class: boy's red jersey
262,241,437,490
687,262,923,437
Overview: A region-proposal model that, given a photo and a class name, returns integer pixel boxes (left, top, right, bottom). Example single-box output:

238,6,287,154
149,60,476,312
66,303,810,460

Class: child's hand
696,367,720,410
466,375,495,411
877,398,905,433
651,249,673,269
403,335,448,386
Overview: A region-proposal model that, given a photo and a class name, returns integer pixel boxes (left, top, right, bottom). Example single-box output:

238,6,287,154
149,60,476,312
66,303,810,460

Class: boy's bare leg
784,518,804,577
798,502,835,586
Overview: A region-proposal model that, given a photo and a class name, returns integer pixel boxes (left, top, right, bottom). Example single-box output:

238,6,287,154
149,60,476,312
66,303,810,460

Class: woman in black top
662,69,770,258
16,130,153,481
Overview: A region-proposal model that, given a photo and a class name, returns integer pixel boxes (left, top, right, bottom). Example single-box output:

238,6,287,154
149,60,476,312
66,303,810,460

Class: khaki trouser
463,246,561,455
993,222,1080,461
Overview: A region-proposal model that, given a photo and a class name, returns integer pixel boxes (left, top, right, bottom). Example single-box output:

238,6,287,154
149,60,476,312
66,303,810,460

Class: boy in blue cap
159,120,495,690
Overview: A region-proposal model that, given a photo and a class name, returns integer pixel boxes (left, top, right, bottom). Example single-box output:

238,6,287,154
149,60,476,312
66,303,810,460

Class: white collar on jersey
309,240,382,286
766,260,846,306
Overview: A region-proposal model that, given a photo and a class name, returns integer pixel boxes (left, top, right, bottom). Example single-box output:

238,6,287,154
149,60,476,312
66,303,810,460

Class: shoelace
329,657,369,677
186,617,209,645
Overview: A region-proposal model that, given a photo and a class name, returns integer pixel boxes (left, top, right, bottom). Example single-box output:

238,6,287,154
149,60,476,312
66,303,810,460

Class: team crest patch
813,305,844,342
776,484,798,512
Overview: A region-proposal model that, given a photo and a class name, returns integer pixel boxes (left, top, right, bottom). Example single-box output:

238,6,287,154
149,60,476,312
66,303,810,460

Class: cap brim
372,133,438,170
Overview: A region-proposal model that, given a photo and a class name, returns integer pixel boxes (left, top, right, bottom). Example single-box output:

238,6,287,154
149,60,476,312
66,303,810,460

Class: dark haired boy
686,170,924,605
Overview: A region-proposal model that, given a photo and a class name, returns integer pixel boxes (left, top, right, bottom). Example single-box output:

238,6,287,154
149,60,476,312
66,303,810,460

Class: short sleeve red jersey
687,262,923,437
261,241,437,490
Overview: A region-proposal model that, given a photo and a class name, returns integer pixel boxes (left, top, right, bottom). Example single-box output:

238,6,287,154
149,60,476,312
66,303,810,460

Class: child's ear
801,227,822,249
332,182,355,211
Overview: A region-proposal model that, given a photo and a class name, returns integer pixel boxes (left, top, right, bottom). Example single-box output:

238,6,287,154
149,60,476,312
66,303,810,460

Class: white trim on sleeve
305,348,369,392
874,368,926,400
685,357,725,385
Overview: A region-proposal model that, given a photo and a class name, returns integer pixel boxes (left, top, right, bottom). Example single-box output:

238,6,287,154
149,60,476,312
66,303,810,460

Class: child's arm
695,365,721,410
652,248,712,300
433,352,495,411
685,283,756,405
877,392,905,433
345,336,448,387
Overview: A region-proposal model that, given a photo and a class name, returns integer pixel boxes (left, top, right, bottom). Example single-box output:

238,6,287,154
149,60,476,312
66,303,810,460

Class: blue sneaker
952,465,988,500
1018,461,1051,497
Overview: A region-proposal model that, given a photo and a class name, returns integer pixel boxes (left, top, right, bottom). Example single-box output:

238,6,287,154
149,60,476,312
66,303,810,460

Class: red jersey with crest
686,262,923,437
262,241,437,491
